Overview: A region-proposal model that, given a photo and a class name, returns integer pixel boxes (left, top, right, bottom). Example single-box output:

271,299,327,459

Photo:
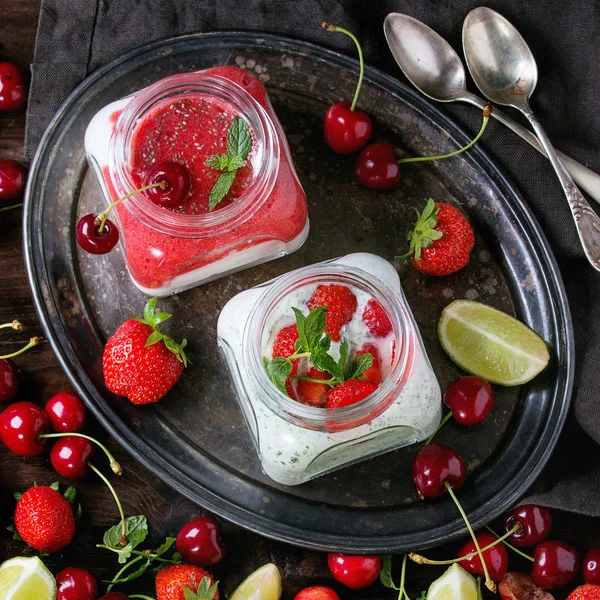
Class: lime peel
0,556,57,600
426,564,478,600
229,563,283,600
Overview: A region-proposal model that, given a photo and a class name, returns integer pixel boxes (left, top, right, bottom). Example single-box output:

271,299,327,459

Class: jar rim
242,260,415,431
108,72,280,238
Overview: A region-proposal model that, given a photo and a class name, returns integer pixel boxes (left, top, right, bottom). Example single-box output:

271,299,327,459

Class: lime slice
0,556,56,600
426,564,478,600
229,564,282,600
438,299,550,386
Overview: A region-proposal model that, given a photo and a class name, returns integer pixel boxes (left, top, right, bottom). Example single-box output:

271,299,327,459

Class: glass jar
84,67,308,296
217,253,441,486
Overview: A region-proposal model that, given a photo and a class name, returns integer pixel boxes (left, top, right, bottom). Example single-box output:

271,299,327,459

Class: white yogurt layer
217,253,442,486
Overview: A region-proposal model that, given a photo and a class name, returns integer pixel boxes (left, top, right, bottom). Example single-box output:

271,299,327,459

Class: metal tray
24,32,574,553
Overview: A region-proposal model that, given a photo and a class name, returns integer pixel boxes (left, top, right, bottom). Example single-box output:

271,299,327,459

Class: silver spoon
462,7,600,271
383,12,600,207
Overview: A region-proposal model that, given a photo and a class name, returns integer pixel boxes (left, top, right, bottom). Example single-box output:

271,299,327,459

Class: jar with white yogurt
217,253,441,486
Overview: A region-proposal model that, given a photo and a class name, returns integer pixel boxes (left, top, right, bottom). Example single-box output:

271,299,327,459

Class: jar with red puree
217,253,442,486
84,67,308,295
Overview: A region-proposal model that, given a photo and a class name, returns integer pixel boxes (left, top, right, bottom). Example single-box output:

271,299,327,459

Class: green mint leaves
103,515,148,564
206,117,251,211
263,305,373,396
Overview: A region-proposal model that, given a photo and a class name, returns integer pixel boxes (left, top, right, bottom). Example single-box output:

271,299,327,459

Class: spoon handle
463,93,600,206
522,106,600,272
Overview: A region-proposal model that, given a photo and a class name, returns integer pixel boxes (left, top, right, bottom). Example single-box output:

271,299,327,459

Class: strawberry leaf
63,486,77,505
396,198,443,262
182,577,219,600
50,481,60,491
145,330,165,347
7,524,23,542
143,297,158,323
13,492,22,502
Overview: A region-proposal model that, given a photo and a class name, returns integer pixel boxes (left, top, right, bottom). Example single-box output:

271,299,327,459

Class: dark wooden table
1,3,598,599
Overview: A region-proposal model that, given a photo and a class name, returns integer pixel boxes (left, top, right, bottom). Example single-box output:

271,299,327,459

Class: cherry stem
444,481,495,592
322,23,364,111
97,544,175,563
425,412,453,445
88,462,128,546
0,320,23,331
95,182,164,233
105,554,145,592
0,336,41,360
39,432,122,475
409,523,520,565
0,203,23,212
398,104,492,165
398,553,411,600
485,526,535,562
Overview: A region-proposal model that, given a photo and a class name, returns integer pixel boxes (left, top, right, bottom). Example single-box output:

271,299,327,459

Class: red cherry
98,595,129,600
0,160,27,203
505,505,553,548
0,62,26,112
324,102,372,154
176,516,226,566
444,376,494,426
294,587,341,600
354,143,401,190
327,554,382,589
458,532,509,581
76,214,119,254
0,401,49,456
56,567,98,600
583,548,600,584
143,161,191,207
0,359,20,402
531,540,580,590
46,391,87,433
412,442,466,498
50,436,95,479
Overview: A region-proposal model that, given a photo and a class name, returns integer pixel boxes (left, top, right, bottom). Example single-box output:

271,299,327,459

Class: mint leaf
337,339,349,382
209,170,237,211
227,117,251,159
227,155,246,171
205,154,231,170
156,537,176,557
104,558,152,584
265,357,293,394
311,351,339,379
380,555,400,590
103,515,148,553
346,353,373,380
292,307,308,353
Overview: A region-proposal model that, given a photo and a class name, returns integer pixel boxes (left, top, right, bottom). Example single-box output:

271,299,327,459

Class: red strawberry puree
102,67,308,294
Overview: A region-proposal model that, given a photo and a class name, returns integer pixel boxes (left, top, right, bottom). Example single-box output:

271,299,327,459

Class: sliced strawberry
297,367,330,407
307,284,357,342
326,379,378,409
362,299,392,337
355,343,382,385
271,324,300,375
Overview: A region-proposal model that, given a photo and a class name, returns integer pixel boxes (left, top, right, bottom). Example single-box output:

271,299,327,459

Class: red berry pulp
76,214,119,254
0,401,49,456
458,531,509,581
46,391,87,433
583,548,600,584
56,567,98,600
0,160,27,202
354,143,401,190
531,540,580,590
362,299,392,338
142,161,191,207
0,62,26,112
505,504,553,548
176,516,226,566
51,436,95,480
294,587,341,600
0,359,20,402
444,376,494,426
412,442,466,498
323,102,372,154
328,553,382,589
307,284,358,342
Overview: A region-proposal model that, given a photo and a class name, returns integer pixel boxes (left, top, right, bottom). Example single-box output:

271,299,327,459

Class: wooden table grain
0,3,598,598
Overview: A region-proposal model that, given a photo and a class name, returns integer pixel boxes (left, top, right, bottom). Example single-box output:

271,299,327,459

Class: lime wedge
438,299,550,386
426,564,478,600
229,564,282,600
0,556,56,600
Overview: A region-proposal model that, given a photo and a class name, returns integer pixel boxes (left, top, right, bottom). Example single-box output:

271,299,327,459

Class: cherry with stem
0,336,41,360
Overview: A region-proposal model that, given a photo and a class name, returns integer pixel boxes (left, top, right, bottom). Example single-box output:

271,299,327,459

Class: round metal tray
24,32,573,553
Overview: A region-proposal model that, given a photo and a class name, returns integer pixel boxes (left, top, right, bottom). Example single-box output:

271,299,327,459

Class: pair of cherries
76,161,191,255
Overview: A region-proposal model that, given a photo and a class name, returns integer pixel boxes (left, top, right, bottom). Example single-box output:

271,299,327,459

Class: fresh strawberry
307,284,357,342
272,324,300,376
14,485,76,553
156,564,219,600
355,343,382,384
362,299,392,337
103,298,188,405
398,198,474,276
297,367,330,407
567,585,600,600
285,378,297,400
326,379,378,409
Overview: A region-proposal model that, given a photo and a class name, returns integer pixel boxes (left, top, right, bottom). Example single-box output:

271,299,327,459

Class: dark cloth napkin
26,0,600,515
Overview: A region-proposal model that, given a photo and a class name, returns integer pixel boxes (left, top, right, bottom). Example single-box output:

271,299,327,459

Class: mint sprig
206,117,251,210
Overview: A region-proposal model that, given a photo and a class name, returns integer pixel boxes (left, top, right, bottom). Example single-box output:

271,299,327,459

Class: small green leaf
63,486,77,505
304,306,328,351
151,311,173,326
145,330,165,347
227,155,246,171
417,591,427,600
7,524,23,542
265,357,293,394
205,153,231,170
50,482,60,492
183,577,220,600
337,338,349,382
227,117,252,160
346,353,373,380
208,170,237,211
13,492,22,502
75,503,83,521
171,551,182,563
104,558,152,584
143,297,158,323
156,537,176,557
103,515,148,553
380,555,400,590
